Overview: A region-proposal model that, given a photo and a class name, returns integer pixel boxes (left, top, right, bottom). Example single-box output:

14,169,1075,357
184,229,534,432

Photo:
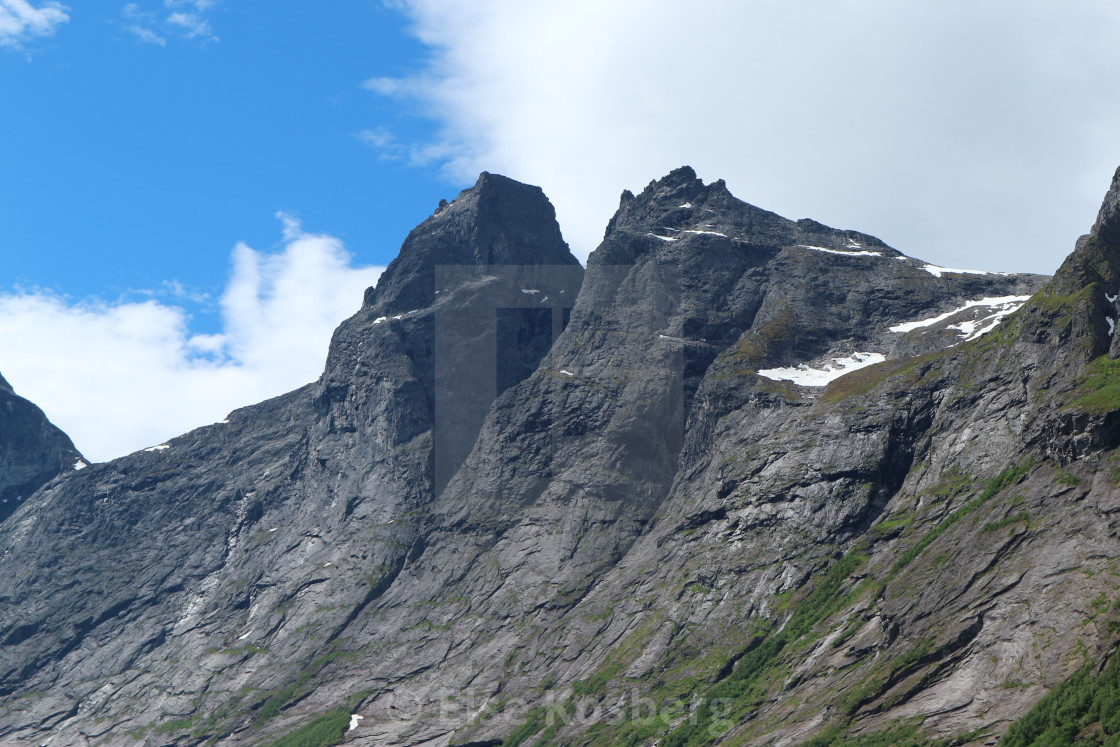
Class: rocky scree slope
0,165,1096,746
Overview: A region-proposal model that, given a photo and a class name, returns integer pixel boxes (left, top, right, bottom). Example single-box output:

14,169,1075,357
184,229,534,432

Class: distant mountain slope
0,371,82,524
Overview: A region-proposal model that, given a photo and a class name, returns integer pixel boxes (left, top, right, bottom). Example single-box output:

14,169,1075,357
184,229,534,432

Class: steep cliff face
2,163,1115,747
361,167,1044,746
498,167,1120,747
0,173,581,745
0,371,82,524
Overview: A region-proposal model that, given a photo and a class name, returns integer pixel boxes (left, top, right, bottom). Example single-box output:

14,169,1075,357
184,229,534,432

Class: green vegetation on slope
270,707,350,747
653,459,1036,747
823,352,943,404
1071,355,1120,415
802,721,976,747
732,310,800,369
660,547,871,747
892,458,1035,574
1000,649,1120,746
501,707,550,747
497,455,1040,747
256,650,356,722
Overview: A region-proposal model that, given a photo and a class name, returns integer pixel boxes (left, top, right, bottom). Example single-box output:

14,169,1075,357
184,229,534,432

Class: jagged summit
1092,164,1120,244
616,165,704,204
601,165,903,269
590,166,1043,371
1051,165,1120,292
363,171,579,315
320,172,583,492
631,164,707,199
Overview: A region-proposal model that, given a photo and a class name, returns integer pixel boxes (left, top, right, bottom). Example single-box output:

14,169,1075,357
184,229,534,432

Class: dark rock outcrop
363,171,580,316
0,371,82,523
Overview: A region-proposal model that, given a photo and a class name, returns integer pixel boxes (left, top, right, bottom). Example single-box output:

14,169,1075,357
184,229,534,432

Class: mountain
0,172,582,746
4,164,1120,746
0,371,83,524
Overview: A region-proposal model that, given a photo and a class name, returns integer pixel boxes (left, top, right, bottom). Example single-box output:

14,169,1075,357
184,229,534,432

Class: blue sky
3,1,447,333
3,0,1120,462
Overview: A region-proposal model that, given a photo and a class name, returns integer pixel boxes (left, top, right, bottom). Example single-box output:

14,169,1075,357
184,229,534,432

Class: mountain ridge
4,166,1117,747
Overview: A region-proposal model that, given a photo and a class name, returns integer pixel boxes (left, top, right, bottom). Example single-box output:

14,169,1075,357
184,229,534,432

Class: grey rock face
364,171,580,316
0,371,82,524
1091,164,1120,246
393,169,1048,746
3,163,1112,747
0,172,580,745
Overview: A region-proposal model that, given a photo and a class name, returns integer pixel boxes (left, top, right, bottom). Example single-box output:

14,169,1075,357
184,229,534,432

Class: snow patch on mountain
797,245,882,258
889,296,1030,334
758,352,886,387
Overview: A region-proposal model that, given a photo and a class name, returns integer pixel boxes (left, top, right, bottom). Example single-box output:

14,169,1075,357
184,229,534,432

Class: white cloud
165,0,214,9
357,127,417,164
219,213,382,375
361,76,415,96
370,0,1120,275
119,0,216,45
357,127,396,151
0,217,383,463
0,0,68,48
127,24,166,46
159,279,209,303
166,10,215,41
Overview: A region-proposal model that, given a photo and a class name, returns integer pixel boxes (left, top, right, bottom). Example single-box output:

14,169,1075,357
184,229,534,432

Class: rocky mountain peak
317,172,583,497
1050,165,1120,297
363,171,579,315
1092,164,1120,244
645,164,704,195
599,166,884,270
607,165,709,216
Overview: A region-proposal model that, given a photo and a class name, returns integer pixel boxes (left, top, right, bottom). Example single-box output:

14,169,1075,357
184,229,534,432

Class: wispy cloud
118,0,217,45
120,2,165,45
0,0,69,49
0,216,383,462
361,76,413,97
157,279,210,304
357,127,408,162
166,10,214,41
356,126,456,170
165,0,213,9
127,24,165,46
370,1,1120,275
